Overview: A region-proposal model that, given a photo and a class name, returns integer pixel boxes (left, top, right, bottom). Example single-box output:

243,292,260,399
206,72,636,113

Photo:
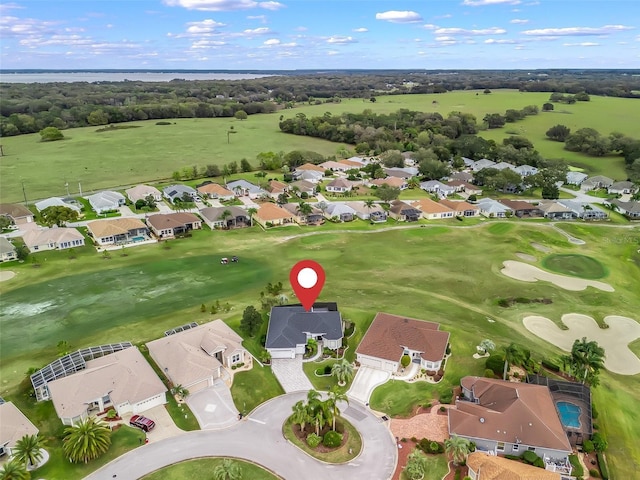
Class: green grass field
141,458,281,480
2,90,638,202
541,253,607,279
1,222,639,478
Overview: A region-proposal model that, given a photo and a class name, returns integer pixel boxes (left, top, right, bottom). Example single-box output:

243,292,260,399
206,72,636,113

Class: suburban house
565,171,589,186
34,197,82,213
356,312,450,373
226,179,267,199
538,200,577,220
450,171,474,183
345,201,387,222
46,346,167,426
196,183,235,201
291,180,317,197
460,157,476,168
325,202,356,222
146,213,202,239
370,177,408,190
0,203,35,225
514,164,539,177
608,181,638,195
557,200,609,220
22,227,85,252
439,199,480,217
295,162,325,173
384,167,418,179
411,199,455,220
607,199,640,219
85,191,126,213
420,180,456,197
325,178,354,194
265,303,343,359
0,399,39,458
0,237,17,262
253,202,296,228
163,184,198,203
471,159,496,172
125,185,162,204
389,200,421,222
281,202,325,225
493,162,517,172
339,158,366,168
477,198,513,218
466,452,561,480
446,180,482,195
320,160,351,172
498,199,543,218
86,218,150,246
147,320,248,394
293,169,324,184
266,180,290,199
580,175,614,192
199,206,251,229
449,376,573,475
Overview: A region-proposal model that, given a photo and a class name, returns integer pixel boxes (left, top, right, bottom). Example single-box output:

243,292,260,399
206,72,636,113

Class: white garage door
133,393,167,414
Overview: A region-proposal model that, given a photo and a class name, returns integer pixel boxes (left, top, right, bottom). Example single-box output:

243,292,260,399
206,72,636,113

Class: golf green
541,254,607,279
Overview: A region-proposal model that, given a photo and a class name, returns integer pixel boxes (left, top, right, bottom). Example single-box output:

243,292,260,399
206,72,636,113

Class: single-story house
420,180,457,197
291,180,317,197
411,199,455,220
438,199,480,217
493,162,518,172
281,202,325,225
199,206,251,229
538,200,577,220
295,162,325,173
85,191,126,214
266,180,290,199
46,346,166,426
0,400,39,457
384,167,419,179
87,218,150,246
253,203,296,228
498,199,543,218
565,171,588,186
320,160,351,172
606,199,640,219
514,164,539,177
608,181,637,195
477,198,513,218
0,203,35,225
466,452,562,480
356,312,450,373
125,185,162,204
163,184,198,203
340,158,367,168
389,200,421,222
196,183,235,201
460,157,476,168
557,200,608,221
450,377,572,474
369,177,408,190
0,237,17,262
324,202,356,222
22,227,85,252
446,180,482,195
146,213,202,239
147,320,248,394
345,201,387,222
293,169,324,184
266,303,343,359
580,175,614,192
34,197,82,213
450,171,474,183
471,159,496,172
325,178,354,193
226,180,267,199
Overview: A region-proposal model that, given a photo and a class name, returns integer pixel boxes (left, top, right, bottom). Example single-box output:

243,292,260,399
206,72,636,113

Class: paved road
558,186,607,204
271,357,314,393
85,392,397,480
186,380,238,430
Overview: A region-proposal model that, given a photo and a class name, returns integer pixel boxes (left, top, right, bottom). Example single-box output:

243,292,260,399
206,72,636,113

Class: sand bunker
501,261,614,292
523,314,640,375
530,242,551,253
0,271,16,282
516,253,537,262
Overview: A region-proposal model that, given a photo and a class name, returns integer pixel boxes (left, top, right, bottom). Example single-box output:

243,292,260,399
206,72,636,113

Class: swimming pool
557,401,581,428
131,236,146,242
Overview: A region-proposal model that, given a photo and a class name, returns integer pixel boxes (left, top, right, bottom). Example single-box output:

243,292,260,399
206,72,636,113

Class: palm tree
569,337,605,385
277,193,288,205
479,339,495,355
327,385,348,431
364,199,375,219
247,207,257,226
404,450,428,480
312,405,326,436
502,343,525,380
407,177,421,190
0,458,30,480
62,417,111,464
331,359,354,386
12,433,46,468
316,201,328,216
174,384,189,401
291,400,310,432
276,293,289,305
296,201,313,217
213,458,241,480
444,435,471,466
220,209,232,229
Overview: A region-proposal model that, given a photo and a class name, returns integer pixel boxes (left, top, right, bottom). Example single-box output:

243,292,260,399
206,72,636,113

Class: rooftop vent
480,417,485,423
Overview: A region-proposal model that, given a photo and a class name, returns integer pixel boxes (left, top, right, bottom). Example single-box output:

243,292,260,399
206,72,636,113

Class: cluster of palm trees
291,388,348,439
562,337,605,386
0,433,47,479
404,436,472,480
331,359,354,386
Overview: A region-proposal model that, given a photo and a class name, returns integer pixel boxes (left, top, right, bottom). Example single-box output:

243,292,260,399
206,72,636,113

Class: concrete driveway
347,367,391,404
121,404,183,443
271,357,313,393
186,380,239,429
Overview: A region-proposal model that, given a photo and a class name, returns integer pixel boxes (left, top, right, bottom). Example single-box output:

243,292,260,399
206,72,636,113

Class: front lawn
141,458,281,480
402,453,449,480
231,365,284,414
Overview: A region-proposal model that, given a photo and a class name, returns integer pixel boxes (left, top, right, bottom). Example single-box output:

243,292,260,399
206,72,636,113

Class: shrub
589,469,600,478
497,298,511,308
597,452,609,480
592,432,608,452
504,454,520,460
322,430,343,448
591,403,599,420
324,365,332,375
484,368,495,378
401,355,411,368
533,457,545,468
569,454,584,477
445,343,451,355
541,359,560,372
439,390,453,404
486,354,504,376
156,121,172,125
306,433,321,448
439,406,446,413
582,439,595,454
523,450,539,464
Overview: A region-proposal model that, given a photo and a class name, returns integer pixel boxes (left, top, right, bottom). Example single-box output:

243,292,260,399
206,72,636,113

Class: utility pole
65,181,70,197
78,181,83,196
21,180,28,206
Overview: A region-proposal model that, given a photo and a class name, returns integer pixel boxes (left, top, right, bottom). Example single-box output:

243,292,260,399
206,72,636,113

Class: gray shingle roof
266,304,342,349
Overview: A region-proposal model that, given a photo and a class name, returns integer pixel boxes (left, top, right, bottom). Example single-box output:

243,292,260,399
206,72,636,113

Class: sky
1,0,639,70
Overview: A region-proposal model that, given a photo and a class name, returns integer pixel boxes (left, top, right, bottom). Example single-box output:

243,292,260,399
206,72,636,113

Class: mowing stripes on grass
488,222,515,235
541,254,607,279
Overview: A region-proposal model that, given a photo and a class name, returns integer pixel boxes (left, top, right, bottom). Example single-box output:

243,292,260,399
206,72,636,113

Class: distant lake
0,72,275,83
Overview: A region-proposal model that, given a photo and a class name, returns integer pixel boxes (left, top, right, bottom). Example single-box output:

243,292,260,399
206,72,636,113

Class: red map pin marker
289,260,326,312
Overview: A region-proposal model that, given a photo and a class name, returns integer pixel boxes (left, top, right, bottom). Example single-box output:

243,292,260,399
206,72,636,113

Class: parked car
129,414,155,432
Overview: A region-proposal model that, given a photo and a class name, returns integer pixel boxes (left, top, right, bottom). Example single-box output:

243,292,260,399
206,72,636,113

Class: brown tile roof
411,198,454,214
146,213,200,230
199,206,248,223
339,159,364,167
357,312,450,363
439,199,479,213
291,180,316,192
22,227,84,249
256,202,295,221
267,180,289,193
371,177,406,188
447,180,480,190
450,377,572,452
0,402,39,450
466,452,561,480
389,200,420,215
87,218,146,238
197,183,235,197
0,203,33,220
297,163,325,172
125,185,162,203
498,199,538,211
327,178,353,188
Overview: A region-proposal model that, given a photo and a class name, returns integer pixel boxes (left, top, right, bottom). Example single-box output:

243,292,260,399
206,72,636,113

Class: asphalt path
85,392,397,480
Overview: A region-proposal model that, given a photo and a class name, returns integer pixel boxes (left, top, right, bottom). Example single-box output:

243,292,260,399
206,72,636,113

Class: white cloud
327,50,340,55
353,27,368,33
375,11,423,24
259,1,284,10
186,19,226,34
435,14,452,19
522,25,634,36
510,18,529,24
326,35,357,44
163,0,284,11
422,24,439,30
484,38,516,44
563,42,600,47
0,15,57,38
247,15,267,23
241,27,271,36
190,39,227,48
263,38,280,45
434,27,506,35
435,35,458,45
462,0,521,6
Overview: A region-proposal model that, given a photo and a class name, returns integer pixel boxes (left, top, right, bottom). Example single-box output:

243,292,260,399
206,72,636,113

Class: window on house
528,446,536,452
497,442,505,452
512,444,519,452
232,353,241,363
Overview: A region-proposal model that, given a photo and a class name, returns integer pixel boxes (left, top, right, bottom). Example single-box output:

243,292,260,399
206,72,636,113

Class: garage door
133,393,167,414
187,378,211,394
